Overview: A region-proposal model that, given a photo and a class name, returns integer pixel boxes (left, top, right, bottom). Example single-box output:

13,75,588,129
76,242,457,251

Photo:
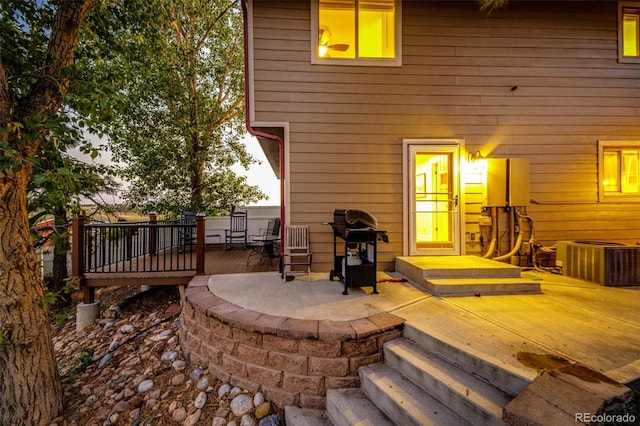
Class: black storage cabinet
328,209,387,295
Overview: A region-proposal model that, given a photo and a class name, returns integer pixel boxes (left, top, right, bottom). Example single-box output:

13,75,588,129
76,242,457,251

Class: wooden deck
81,245,279,291
202,244,280,274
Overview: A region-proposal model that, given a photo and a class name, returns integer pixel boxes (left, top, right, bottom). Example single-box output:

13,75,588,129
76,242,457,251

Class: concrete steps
396,255,540,296
403,323,531,397
383,338,511,425
321,319,519,426
326,388,394,426
423,277,541,296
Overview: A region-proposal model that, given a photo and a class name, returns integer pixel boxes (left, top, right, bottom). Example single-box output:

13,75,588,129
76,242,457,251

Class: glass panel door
409,144,460,255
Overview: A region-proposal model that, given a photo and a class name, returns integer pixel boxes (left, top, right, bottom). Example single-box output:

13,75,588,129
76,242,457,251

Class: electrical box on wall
481,158,530,207
482,158,508,207
509,158,530,207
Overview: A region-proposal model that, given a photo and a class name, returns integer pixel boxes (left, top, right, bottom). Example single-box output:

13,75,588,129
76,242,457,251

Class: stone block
199,341,222,364
298,339,341,358
283,372,324,394
222,353,247,378
325,375,360,389
263,334,299,353
246,364,283,388
262,385,299,409
208,361,231,383
318,320,357,341
341,337,378,357
366,313,404,332
247,314,288,334
232,327,263,346
277,318,319,340
349,353,382,375
207,315,232,339
224,308,264,329
308,356,349,377
267,351,308,375
348,318,380,340
207,301,243,322
376,329,403,350
237,343,268,365
230,375,261,394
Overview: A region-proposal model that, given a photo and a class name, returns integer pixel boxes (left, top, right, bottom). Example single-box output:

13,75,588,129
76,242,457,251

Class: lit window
312,0,401,66
600,142,640,200
618,2,640,63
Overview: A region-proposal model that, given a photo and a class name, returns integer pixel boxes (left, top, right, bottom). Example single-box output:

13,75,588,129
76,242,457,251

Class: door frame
402,139,466,256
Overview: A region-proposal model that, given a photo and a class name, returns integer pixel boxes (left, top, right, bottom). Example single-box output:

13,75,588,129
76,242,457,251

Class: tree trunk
0,167,62,425
0,2,96,422
52,207,70,293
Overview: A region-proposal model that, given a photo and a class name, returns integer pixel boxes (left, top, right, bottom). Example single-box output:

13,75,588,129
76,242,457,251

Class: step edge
360,364,470,426
384,339,510,422
403,323,534,396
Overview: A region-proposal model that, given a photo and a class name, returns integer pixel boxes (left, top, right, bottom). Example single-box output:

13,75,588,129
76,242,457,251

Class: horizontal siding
251,0,640,271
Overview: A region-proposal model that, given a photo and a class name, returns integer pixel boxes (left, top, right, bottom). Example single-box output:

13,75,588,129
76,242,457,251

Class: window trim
618,1,640,63
310,0,402,67
599,140,640,201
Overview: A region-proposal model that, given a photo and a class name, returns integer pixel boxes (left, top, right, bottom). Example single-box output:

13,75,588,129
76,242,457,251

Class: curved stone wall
179,276,404,409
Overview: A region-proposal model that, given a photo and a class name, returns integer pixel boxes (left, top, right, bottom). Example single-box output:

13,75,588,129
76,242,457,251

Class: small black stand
327,226,387,295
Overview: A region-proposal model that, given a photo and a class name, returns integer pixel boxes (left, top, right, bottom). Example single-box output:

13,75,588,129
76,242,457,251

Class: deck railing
81,221,197,273
71,214,206,303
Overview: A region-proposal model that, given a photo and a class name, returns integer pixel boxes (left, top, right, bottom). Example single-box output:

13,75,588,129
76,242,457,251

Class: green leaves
76,0,265,216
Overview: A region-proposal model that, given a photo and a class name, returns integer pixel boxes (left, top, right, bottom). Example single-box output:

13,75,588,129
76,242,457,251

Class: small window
599,141,640,200
311,0,401,66
618,2,640,63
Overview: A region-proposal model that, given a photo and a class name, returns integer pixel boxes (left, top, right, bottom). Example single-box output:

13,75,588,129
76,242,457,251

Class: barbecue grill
327,209,388,295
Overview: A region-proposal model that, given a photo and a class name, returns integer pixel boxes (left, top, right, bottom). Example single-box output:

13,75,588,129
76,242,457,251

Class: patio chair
246,217,281,266
282,224,312,281
179,211,197,251
224,211,248,250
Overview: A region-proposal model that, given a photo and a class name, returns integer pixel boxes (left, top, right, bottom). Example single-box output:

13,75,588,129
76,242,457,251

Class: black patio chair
179,211,196,251
224,211,248,250
247,217,281,265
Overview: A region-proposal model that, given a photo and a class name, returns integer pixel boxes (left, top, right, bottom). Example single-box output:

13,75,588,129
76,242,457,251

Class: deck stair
322,321,528,426
395,255,541,296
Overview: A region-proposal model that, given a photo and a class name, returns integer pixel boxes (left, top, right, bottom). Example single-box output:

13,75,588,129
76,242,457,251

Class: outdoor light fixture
469,150,484,162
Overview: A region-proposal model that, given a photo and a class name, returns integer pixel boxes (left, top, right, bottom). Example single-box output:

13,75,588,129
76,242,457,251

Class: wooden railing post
196,212,205,275
149,211,157,255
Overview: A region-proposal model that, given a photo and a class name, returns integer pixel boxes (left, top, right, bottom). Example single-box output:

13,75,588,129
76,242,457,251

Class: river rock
258,414,283,426
183,409,201,426
241,414,257,426
194,391,207,409
137,379,154,393
218,383,231,397
253,392,265,407
255,401,271,419
230,394,253,416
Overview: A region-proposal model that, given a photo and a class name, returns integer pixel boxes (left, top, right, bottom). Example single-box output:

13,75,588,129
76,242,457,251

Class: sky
233,135,280,206
73,134,280,207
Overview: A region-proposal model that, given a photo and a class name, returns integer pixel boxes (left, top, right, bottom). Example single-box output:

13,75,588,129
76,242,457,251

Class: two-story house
241,0,640,273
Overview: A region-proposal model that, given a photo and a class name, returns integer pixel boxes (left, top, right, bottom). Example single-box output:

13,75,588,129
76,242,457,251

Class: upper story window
312,0,402,66
618,2,640,63
599,141,640,200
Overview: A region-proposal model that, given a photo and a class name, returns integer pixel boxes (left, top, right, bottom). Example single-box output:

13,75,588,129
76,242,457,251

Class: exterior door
408,143,461,255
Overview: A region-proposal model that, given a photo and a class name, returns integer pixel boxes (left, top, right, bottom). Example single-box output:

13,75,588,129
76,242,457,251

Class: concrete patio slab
203,269,640,387
207,271,430,321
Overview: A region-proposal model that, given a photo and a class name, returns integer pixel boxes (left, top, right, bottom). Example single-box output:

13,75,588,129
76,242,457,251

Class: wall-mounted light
469,150,484,162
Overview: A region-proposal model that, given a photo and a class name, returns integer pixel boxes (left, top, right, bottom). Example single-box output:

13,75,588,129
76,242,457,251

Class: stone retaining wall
179,276,405,409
